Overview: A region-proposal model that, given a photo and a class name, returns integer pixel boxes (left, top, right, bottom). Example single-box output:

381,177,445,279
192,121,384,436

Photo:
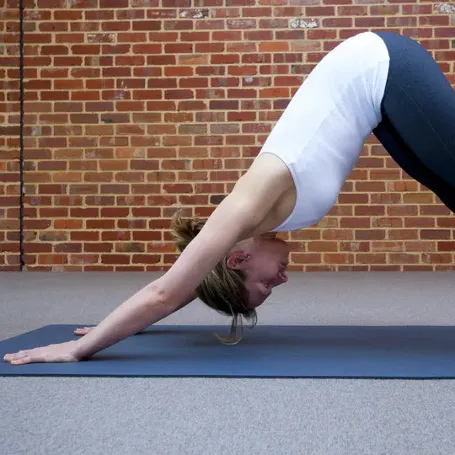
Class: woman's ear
226,251,251,270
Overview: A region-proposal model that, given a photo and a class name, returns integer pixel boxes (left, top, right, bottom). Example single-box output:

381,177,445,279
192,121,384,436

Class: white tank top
257,31,390,232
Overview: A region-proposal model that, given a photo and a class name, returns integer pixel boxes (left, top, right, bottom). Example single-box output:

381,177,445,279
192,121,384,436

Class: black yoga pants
372,31,455,212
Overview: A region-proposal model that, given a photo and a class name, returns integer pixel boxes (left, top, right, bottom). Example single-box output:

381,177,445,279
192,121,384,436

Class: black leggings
372,32,455,212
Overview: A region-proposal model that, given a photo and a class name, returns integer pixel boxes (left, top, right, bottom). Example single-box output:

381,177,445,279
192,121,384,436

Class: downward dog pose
4,31,454,365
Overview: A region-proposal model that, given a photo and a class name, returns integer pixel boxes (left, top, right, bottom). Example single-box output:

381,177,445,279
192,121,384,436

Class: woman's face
227,235,290,309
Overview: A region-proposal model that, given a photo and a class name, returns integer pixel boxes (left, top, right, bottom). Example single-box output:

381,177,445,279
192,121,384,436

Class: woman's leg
373,115,455,213
373,32,455,189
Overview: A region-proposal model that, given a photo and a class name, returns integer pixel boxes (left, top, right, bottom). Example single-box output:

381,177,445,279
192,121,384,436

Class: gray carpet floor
2,271,455,454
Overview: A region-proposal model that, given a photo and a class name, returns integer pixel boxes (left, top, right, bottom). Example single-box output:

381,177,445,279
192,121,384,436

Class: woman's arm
73,289,197,359
73,153,291,359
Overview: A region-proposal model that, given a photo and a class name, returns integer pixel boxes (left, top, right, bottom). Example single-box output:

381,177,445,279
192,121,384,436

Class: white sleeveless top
257,31,390,232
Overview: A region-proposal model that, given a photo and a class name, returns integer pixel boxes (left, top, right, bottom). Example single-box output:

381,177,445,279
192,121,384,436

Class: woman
4,31,455,365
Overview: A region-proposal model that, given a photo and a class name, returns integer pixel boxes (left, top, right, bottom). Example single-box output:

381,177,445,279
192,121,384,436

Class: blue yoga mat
1,324,455,379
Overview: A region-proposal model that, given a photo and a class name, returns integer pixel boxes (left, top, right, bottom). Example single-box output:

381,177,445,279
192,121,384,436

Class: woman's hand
3,340,81,366
74,326,95,336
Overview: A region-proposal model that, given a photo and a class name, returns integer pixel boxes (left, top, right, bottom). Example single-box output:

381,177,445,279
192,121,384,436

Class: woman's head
171,211,290,343
227,235,290,308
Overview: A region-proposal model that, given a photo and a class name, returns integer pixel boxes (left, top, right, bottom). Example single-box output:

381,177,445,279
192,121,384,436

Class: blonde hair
171,210,257,344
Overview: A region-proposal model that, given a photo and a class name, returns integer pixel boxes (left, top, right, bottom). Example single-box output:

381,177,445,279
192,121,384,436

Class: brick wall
1,0,454,272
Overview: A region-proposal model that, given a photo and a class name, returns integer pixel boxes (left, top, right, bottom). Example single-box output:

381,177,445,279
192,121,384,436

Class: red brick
100,0,128,6
227,18,257,29
118,32,147,42
210,31,240,42
166,43,194,54
247,27,275,39
53,219,83,230
164,20,194,31
243,7,272,17
181,31,210,41
259,87,290,98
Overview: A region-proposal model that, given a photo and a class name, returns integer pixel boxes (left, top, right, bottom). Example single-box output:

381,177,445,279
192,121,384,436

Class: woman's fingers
4,350,24,360
4,348,44,365
74,327,94,336
4,350,29,364
11,356,31,365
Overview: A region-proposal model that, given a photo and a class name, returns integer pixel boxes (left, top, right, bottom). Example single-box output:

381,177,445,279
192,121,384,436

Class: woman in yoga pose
4,31,455,365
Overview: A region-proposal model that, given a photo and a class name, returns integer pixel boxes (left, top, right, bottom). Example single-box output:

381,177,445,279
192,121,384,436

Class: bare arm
73,192,256,360
73,153,291,360
74,287,197,359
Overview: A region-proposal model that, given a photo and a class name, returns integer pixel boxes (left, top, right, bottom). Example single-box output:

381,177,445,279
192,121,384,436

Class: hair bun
171,210,205,253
